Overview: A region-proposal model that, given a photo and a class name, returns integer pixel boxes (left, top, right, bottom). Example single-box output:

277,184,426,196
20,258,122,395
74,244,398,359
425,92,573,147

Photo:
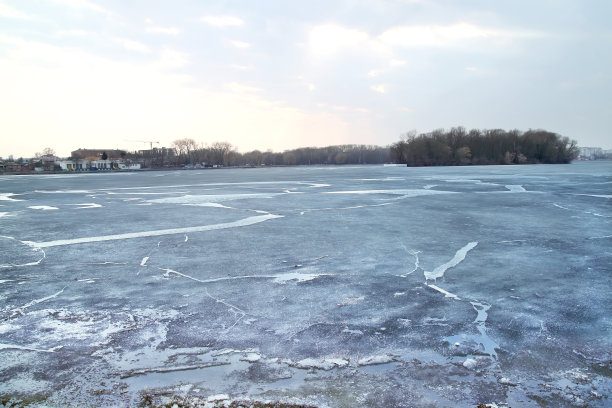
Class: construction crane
124,140,160,150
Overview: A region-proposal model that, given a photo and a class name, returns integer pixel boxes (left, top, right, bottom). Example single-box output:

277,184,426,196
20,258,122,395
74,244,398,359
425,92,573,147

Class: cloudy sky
1,0,610,158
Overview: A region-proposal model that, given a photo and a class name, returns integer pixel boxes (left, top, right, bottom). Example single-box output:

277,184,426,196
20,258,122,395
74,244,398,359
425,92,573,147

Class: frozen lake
1,162,610,407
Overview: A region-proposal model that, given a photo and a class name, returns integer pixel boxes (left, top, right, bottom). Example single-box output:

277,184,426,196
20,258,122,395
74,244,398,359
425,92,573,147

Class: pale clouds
308,24,373,57
114,37,150,53
229,40,250,49
146,26,180,36
309,21,537,59
370,85,386,94
201,15,244,28
52,0,111,16
0,2,30,19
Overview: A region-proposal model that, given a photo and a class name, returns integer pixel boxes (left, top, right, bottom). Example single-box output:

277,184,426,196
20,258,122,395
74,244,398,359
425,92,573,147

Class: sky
1,0,611,159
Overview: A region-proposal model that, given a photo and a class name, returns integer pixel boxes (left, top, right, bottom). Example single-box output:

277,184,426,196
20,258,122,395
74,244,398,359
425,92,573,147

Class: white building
56,159,140,171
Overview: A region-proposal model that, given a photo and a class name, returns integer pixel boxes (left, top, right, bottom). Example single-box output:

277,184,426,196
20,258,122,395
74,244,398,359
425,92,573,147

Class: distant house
71,149,126,160
3,162,23,172
56,158,140,171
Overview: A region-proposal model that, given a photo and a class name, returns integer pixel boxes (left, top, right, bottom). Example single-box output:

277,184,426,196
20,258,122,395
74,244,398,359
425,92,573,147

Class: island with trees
389,127,579,166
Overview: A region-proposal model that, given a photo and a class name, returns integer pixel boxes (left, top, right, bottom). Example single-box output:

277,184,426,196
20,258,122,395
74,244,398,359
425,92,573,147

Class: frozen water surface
0,162,610,407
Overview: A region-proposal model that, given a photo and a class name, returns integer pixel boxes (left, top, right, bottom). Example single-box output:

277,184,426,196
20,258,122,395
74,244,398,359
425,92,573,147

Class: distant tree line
390,127,579,166
169,139,390,166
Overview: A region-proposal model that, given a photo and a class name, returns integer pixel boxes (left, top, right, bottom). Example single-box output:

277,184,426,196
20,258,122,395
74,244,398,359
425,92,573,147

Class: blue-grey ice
0,162,610,407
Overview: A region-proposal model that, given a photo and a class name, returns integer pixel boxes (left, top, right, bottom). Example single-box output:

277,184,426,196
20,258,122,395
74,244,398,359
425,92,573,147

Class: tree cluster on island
389,127,579,166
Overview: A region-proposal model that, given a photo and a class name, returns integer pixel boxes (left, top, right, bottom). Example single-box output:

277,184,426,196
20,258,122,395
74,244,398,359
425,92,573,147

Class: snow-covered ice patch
424,242,478,281
505,185,526,192
0,193,24,201
293,357,349,370
28,205,59,210
324,189,454,197
357,355,397,366
148,193,285,205
68,203,102,209
272,272,332,284
425,284,461,300
28,214,283,248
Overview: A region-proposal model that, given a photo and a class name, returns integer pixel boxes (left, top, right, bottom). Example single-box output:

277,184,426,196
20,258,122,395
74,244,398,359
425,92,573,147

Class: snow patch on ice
342,328,363,335
0,193,24,201
0,343,63,353
324,189,455,198
505,185,526,192
424,242,478,281
148,193,285,205
271,272,332,284
293,357,349,370
357,355,397,366
28,205,59,210
68,203,102,209
28,214,283,248
425,283,461,300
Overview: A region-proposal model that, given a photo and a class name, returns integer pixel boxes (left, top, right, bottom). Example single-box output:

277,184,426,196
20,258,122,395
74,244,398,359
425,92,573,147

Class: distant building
56,158,140,171
71,149,126,160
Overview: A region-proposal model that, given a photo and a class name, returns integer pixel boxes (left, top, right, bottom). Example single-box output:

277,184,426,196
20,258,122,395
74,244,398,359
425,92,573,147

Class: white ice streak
470,301,498,358
552,203,571,210
324,189,454,198
293,357,349,370
505,185,526,192
27,214,283,248
425,283,461,300
399,244,420,277
14,287,65,314
147,193,285,205
357,355,397,366
0,236,46,269
300,203,391,213
0,344,62,353
27,205,59,210
161,268,331,285
424,242,478,281
0,193,24,201
572,194,612,199
67,203,102,209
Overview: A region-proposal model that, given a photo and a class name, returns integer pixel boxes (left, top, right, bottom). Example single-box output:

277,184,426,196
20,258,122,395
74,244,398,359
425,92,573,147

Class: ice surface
0,163,611,407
